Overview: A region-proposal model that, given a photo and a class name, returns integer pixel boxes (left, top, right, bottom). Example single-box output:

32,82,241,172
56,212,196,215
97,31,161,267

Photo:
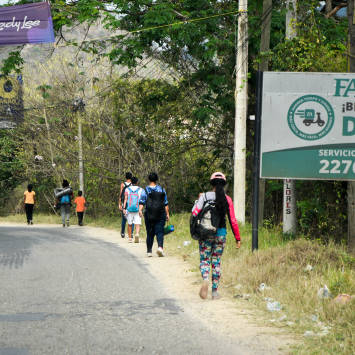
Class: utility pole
258,0,272,227
38,85,61,185
283,0,297,235
73,98,85,197
78,116,84,196
234,0,248,224
286,0,297,39
348,0,355,253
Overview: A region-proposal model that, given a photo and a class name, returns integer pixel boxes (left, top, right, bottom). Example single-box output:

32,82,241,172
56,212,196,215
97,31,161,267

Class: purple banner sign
0,2,54,46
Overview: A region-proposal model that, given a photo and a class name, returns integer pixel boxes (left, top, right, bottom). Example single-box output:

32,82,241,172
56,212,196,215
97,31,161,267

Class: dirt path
83,226,296,354
1,222,296,354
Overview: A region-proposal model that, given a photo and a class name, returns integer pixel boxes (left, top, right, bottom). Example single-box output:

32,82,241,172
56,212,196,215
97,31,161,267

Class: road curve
0,225,254,355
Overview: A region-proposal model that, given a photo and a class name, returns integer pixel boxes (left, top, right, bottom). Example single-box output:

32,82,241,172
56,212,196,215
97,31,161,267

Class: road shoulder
82,226,296,354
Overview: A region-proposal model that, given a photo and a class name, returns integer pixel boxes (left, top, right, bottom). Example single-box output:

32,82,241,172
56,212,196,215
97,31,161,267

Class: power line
55,9,245,48
15,3,282,117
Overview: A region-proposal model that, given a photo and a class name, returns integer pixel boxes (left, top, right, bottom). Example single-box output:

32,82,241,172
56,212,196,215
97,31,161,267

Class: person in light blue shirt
139,172,169,258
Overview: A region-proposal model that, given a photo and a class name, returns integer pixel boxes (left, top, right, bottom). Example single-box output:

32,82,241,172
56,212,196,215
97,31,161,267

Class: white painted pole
283,0,297,235
78,116,84,197
283,179,297,235
234,0,248,224
286,0,297,39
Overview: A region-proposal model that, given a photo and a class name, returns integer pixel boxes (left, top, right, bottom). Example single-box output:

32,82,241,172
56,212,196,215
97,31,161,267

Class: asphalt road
0,225,244,355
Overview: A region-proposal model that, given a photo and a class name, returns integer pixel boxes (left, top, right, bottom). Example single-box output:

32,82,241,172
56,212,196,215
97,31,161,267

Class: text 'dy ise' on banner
0,2,54,46
261,72,355,181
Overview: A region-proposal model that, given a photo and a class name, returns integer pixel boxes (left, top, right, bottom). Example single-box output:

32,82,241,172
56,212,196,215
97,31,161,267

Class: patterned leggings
199,235,226,292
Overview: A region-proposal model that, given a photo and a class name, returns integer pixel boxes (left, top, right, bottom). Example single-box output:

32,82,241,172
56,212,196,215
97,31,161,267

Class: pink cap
210,172,226,181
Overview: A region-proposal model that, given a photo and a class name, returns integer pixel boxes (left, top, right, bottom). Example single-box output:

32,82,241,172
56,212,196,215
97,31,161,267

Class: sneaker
212,292,221,300
30,221,33,225
156,247,164,257
63,224,65,228
128,238,133,243
199,280,209,300
147,252,153,257
121,232,125,238
134,234,139,243
66,221,70,227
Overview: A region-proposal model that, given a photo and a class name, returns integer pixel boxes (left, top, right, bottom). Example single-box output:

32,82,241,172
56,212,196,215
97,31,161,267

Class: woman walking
192,172,241,300
23,184,36,225
139,172,169,257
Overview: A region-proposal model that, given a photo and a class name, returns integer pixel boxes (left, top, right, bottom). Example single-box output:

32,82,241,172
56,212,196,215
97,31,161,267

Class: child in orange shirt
73,191,86,226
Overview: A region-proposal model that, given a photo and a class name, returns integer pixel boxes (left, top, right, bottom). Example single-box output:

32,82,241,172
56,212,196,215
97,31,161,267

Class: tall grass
1,212,355,354
166,213,355,355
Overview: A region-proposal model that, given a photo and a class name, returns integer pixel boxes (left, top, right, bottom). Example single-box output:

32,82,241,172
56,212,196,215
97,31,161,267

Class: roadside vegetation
1,212,354,354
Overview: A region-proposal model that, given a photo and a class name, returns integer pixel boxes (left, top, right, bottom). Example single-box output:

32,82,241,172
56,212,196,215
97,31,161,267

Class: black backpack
190,194,220,241
145,188,166,222
121,182,131,204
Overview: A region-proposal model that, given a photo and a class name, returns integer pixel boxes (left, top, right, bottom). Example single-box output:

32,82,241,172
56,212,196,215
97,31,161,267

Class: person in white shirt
123,177,142,243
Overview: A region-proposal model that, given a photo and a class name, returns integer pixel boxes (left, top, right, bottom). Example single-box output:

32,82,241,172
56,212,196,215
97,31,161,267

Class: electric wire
3,1,294,119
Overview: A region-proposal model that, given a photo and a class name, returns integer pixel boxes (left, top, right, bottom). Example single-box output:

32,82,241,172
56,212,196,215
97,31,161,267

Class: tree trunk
325,0,333,15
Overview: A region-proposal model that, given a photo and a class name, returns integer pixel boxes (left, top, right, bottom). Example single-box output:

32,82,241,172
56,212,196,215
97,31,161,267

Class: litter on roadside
183,241,191,246
264,297,274,301
317,330,329,337
267,301,281,312
303,331,315,337
234,284,242,289
234,294,243,298
304,264,315,271
223,283,236,288
317,284,333,299
259,283,272,292
311,314,318,322
333,294,355,304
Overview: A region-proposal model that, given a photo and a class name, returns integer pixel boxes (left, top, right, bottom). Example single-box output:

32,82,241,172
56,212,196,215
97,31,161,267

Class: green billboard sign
261,73,355,180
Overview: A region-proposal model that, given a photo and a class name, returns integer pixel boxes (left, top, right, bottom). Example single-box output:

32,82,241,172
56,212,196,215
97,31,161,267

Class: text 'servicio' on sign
0,2,54,46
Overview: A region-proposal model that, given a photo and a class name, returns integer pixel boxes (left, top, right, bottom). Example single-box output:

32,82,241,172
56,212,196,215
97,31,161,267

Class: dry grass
165,213,355,355
1,212,355,354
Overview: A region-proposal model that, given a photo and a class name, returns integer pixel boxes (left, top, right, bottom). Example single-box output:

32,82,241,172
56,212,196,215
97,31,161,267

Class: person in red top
73,191,86,226
192,172,241,300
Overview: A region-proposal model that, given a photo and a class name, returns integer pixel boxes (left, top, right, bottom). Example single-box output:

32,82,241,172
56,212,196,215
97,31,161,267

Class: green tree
0,130,23,205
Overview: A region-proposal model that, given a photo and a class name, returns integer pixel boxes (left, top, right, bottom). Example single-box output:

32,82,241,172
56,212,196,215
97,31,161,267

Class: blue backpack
61,194,71,204
127,187,140,213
